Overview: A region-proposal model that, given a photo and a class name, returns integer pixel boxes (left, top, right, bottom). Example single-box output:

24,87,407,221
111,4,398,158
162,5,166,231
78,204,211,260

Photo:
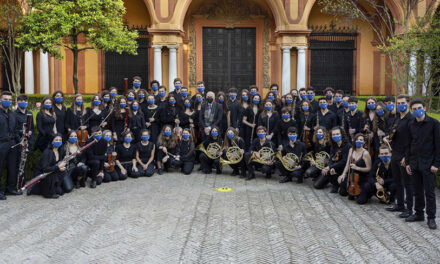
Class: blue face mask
18,102,28,109
138,94,145,99
282,114,290,120
1,100,12,108
272,90,278,95
133,82,141,88
230,94,237,100
332,135,342,143
159,92,166,98
181,91,188,98
93,100,101,106
169,100,176,105
54,97,63,104
127,96,135,101
386,103,394,111
132,105,139,111
288,135,297,142
397,104,408,112
124,137,132,143
307,94,314,100
184,102,191,108
219,98,224,103
152,85,158,91
355,141,364,148
326,94,333,100
227,133,234,139
110,92,117,98
265,105,273,111
376,109,385,117
349,104,357,111
300,94,307,101
52,141,62,148
120,103,127,108
197,87,205,93
319,103,328,109
379,155,391,163
268,95,275,101
250,91,257,96
253,99,260,105
342,101,349,108
302,105,309,112
367,103,376,110
335,96,342,103
413,108,425,118
316,133,324,140
103,97,110,103
44,104,52,110
174,84,181,90
147,99,155,105
164,131,172,137
286,98,293,104
257,133,266,139
182,134,190,140
242,96,249,102
68,137,78,144
104,136,112,142
197,97,203,103
94,134,102,141
211,131,218,138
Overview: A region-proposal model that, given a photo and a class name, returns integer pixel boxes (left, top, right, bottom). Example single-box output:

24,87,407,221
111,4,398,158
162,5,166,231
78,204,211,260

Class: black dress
35,112,56,152
242,106,260,151
85,108,107,134
144,106,160,144
136,141,155,177
54,105,66,136
129,111,146,143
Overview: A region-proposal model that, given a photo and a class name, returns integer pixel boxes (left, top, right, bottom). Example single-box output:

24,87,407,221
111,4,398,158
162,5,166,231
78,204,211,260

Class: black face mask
207,97,214,103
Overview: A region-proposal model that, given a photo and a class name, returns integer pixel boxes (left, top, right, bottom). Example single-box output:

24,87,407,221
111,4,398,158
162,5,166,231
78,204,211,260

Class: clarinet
16,114,32,190
21,139,97,192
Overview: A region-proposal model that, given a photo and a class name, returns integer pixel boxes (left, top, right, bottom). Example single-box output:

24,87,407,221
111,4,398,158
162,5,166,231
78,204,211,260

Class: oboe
16,114,32,190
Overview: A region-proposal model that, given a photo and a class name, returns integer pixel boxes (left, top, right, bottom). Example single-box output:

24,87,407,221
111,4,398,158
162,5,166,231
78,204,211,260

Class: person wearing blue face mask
132,76,142,92
277,127,306,183
405,98,440,229
110,97,130,142
0,91,19,199
226,87,241,132
336,134,372,201
109,87,118,100
159,95,180,130
199,127,223,174
363,97,379,160
299,88,307,102
304,127,331,181
249,85,259,97
384,94,415,217
35,97,57,152
336,95,350,128
241,94,261,150
269,84,279,99
191,81,206,103
115,131,140,180
276,108,297,151
150,80,160,97
156,85,168,108
345,96,365,141
84,127,109,188
175,129,196,175
169,77,184,107
144,94,159,144
101,90,112,110
314,127,351,192
244,126,276,180
222,128,246,178
200,91,223,142
312,97,337,131
324,87,337,112
129,101,146,143
305,87,319,113
180,86,189,100
216,91,227,137
101,129,123,183
135,130,155,177
359,144,396,205
383,95,397,136
136,89,148,111
181,99,197,133
156,125,180,175
257,100,280,146
29,134,67,199
65,130,87,191
52,91,67,137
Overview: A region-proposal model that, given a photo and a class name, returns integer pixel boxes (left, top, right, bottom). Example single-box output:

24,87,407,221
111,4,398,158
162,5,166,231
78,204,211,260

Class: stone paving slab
1,168,440,264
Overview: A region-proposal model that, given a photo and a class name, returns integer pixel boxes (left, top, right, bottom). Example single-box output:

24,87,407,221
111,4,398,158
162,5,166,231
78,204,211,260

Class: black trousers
412,166,436,219
391,156,414,211
229,160,246,176
314,170,340,189
305,166,321,179
41,171,65,197
87,160,103,181
69,165,88,182
180,161,194,175
244,152,273,176
357,178,396,205
0,141,18,192
199,152,220,173
137,163,155,177
116,163,140,179
104,170,120,182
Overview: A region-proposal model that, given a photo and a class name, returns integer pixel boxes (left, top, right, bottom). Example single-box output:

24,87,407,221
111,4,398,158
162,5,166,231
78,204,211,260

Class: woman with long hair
115,131,140,179
223,127,246,178
129,100,146,143
144,94,160,144
52,91,67,136
85,94,107,134
111,97,131,142
35,97,57,152
199,126,223,174
65,131,87,190
304,126,331,180
136,129,155,177
257,99,280,146
156,125,179,174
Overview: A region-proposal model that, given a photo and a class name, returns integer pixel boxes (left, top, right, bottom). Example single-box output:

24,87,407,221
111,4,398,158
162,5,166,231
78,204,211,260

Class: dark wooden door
105,33,149,94
203,27,256,93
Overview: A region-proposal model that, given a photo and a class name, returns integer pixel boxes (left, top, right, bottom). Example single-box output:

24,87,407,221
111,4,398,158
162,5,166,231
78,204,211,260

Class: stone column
422,56,430,96
40,49,49,94
408,52,417,96
168,46,178,92
24,51,34,94
296,46,307,92
281,46,292,95
153,45,163,84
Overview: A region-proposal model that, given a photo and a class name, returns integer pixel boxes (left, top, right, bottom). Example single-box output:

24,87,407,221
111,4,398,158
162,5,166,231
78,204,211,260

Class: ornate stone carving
188,19,196,88
263,20,271,88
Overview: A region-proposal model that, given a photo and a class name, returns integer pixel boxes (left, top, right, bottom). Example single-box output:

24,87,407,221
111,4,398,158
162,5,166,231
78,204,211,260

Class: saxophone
375,167,388,203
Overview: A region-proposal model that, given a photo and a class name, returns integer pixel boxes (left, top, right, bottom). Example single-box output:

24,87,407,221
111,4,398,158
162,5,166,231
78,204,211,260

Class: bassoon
21,139,97,192
16,114,32,190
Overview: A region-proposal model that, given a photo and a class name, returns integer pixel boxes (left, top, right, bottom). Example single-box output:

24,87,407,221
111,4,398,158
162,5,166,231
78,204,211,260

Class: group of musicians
0,76,439,229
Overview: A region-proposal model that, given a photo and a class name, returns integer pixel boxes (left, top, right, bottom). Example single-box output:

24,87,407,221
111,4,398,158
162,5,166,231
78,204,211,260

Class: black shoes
44,194,59,199
398,210,412,218
266,173,272,179
246,173,255,181
90,180,97,189
329,185,339,193
279,177,291,183
386,204,406,212
405,214,424,222
0,193,6,200
231,169,239,176
75,182,80,189
428,219,437,230
5,189,22,196
158,168,163,175
296,178,303,184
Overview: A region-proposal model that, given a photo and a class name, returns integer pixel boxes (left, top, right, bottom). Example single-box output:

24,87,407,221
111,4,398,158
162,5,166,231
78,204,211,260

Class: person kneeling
223,128,246,178
245,126,276,180
136,129,155,177
199,127,223,174
115,131,140,179
277,127,306,183
177,129,196,175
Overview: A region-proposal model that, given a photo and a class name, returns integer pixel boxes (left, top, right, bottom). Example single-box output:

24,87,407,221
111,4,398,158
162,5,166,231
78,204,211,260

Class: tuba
250,147,275,164
276,151,300,171
375,167,389,203
197,143,222,159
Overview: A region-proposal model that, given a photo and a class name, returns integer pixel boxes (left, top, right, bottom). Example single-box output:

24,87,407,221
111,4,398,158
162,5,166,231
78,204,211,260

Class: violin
304,130,312,149
77,129,88,147
107,142,117,172
347,156,361,196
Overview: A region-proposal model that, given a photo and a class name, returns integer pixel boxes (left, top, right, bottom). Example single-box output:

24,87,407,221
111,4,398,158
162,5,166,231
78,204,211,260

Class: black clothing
144,106,160,144
65,107,85,132
111,111,128,140
328,103,343,115
116,143,139,178
160,105,180,128
276,119,297,147
226,99,241,129
309,110,337,131
344,110,365,140
53,105,66,136
86,138,107,180
314,142,350,189
129,111,146,143
136,141,155,163
241,106,260,150
391,113,414,158
257,112,280,145
0,108,18,193
35,112,56,152
357,160,395,204
85,108,107,134
31,147,66,197
308,99,319,113
199,102,223,129
246,138,275,177
276,141,306,180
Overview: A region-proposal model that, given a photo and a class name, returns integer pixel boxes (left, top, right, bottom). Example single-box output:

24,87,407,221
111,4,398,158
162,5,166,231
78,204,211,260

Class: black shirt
0,107,16,142
36,111,56,138
53,105,66,135
85,108,107,133
257,112,280,136
328,142,351,171
344,110,365,137
227,99,241,128
391,112,414,158
282,141,307,167
276,119,297,146
86,138,107,162
116,143,137,163
65,107,85,132
368,160,392,184
177,140,195,162
160,105,179,127
14,109,34,145
136,141,155,162
309,110,337,131
249,138,275,152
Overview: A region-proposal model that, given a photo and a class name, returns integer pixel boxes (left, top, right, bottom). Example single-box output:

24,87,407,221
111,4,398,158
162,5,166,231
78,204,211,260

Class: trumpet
196,143,222,159
220,146,243,165
249,147,275,164
303,151,330,170
375,168,388,203
276,151,300,171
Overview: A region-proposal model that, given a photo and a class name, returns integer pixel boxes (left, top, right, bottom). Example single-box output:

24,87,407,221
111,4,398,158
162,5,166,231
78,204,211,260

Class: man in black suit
199,91,223,141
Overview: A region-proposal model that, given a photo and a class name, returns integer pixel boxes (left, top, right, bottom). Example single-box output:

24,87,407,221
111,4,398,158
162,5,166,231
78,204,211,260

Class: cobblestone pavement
1,167,440,264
